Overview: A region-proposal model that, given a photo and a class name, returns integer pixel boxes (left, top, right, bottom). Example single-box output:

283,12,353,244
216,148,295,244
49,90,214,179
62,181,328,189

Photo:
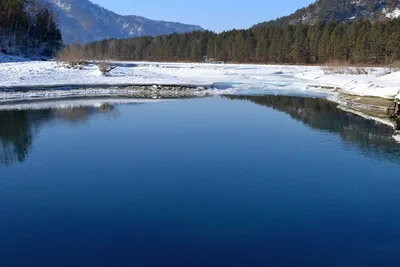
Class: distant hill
255,0,400,27
43,0,204,44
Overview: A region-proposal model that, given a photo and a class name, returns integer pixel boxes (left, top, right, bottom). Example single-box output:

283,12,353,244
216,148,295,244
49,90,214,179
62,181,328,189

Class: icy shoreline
1,58,399,124
0,85,219,102
1,59,399,100
2,55,400,142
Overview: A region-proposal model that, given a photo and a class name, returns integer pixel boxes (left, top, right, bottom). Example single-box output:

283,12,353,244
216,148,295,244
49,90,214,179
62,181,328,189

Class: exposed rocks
120,85,215,98
0,85,217,102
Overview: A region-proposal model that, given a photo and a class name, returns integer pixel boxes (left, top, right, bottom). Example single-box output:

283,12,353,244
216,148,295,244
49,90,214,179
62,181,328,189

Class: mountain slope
255,0,400,27
43,0,203,44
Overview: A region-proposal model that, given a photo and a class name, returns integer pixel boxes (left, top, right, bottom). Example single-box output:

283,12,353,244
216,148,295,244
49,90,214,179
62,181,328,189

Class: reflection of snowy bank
0,97,173,111
323,99,400,143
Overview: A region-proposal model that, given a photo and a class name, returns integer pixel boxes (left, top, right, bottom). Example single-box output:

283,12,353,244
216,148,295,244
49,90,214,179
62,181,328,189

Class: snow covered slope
43,0,203,44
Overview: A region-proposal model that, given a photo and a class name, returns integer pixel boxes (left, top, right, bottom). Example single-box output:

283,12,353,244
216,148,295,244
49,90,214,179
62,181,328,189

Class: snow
295,67,400,99
386,8,400,19
1,59,400,101
51,0,72,12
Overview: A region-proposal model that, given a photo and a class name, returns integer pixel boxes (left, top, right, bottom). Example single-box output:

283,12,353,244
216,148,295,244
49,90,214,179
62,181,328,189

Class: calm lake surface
1,95,400,267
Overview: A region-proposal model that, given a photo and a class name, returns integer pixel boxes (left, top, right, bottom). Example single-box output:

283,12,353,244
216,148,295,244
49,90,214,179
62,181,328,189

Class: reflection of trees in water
0,111,35,165
0,105,118,166
53,104,118,124
225,95,400,163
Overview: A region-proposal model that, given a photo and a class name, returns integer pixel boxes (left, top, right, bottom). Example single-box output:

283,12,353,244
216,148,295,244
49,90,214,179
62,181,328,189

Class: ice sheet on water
212,81,335,99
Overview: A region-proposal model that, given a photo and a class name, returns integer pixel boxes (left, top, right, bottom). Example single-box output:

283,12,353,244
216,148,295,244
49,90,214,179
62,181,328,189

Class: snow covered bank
1,60,400,101
295,67,400,99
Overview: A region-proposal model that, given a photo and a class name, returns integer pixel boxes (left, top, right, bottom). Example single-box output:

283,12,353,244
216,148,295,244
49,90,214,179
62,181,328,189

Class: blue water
1,95,400,267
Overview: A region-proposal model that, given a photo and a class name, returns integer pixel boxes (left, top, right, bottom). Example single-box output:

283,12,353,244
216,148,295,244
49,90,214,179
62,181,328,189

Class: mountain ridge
43,0,203,44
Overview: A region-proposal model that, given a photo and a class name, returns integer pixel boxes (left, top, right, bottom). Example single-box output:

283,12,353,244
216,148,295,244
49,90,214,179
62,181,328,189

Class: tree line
66,18,400,65
0,0,63,57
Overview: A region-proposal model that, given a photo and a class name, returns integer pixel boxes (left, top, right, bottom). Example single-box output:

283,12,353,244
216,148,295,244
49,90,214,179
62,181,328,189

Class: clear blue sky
91,0,314,32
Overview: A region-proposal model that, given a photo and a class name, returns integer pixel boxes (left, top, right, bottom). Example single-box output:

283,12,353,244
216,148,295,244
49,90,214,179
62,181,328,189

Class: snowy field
1,54,400,101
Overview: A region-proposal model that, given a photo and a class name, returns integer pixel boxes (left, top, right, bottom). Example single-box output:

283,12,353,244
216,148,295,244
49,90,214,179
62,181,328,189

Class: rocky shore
0,84,218,102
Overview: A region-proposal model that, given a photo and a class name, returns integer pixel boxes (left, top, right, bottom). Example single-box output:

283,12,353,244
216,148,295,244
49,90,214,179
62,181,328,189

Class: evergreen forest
68,18,400,65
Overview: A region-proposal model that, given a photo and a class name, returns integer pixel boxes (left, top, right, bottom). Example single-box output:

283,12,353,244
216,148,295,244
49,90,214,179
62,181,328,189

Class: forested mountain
255,0,400,27
0,0,62,57
43,0,203,44
67,18,400,64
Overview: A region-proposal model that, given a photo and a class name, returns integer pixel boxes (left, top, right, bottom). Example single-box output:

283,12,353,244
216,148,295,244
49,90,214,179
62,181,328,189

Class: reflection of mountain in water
0,105,117,166
226,95,400,164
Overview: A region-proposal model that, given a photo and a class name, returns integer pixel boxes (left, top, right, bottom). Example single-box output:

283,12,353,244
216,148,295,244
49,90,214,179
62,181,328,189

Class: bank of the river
1,58,400,130
1,60,399,98
0,85,217,101
332,94,395,125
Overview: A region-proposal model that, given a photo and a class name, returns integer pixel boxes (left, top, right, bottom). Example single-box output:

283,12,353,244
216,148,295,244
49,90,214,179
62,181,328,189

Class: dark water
1,95,400,267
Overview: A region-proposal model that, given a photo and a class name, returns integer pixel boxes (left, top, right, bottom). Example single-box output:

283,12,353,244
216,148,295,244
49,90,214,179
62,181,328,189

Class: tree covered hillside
67,18,400,65
0,0,63,57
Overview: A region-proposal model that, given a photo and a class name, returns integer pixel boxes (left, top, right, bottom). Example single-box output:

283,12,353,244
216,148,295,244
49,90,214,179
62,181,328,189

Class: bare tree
56,45,88,69
97,61,117,75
